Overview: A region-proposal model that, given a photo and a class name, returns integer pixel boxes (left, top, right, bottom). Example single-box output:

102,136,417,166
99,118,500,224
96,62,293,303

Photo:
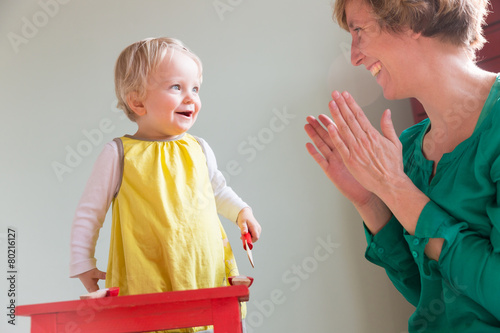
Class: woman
305,0,500,331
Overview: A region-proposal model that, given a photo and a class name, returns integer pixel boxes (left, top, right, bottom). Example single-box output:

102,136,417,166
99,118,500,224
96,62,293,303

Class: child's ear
126,92,146,116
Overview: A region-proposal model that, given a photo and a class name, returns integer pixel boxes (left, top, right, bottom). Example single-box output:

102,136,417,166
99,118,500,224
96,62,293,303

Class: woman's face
345,0,417,100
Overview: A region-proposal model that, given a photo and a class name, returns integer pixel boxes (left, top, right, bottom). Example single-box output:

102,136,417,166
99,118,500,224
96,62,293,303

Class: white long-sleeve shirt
69,136,248,278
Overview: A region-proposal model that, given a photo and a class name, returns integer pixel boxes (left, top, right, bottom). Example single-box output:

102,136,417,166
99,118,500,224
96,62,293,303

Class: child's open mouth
177,111,193,117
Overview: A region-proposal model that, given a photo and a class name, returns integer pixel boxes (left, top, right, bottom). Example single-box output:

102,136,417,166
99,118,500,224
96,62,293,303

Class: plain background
1,0,416,332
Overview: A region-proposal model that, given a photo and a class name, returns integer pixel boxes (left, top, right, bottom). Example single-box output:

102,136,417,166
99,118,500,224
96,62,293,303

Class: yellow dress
105,134,243,333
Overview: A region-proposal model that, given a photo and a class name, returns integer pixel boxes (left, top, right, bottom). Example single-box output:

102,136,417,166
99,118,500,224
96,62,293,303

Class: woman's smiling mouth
369,62,382,77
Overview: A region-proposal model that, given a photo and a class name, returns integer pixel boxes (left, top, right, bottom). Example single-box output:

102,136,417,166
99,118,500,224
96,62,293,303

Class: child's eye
171,84,181,90
192,86,199,93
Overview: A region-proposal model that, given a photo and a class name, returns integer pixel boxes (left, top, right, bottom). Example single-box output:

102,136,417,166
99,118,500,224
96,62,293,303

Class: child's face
133,51,202,140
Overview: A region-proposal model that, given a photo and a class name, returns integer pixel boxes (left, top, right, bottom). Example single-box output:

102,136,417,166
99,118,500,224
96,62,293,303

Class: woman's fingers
306,116,334,146
329,91,389,161
305,141,330,172
306,91,389,173
330,91,378,152
317,113,336,129
339,91,374,133
305,115,336,157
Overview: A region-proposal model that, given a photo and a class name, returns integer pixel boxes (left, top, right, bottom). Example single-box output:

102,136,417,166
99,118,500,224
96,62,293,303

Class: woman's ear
126,92,146,117
411,30,422,40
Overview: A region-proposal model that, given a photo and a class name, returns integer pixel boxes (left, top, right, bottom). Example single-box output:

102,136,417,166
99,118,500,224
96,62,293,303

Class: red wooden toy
16,285,249,333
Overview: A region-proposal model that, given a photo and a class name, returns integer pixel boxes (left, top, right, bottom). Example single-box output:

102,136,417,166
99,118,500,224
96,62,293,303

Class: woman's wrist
378,177,430,235
355,195,392,235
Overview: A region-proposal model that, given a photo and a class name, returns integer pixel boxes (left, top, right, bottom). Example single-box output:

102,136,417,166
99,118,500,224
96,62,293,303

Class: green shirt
365,75,500,333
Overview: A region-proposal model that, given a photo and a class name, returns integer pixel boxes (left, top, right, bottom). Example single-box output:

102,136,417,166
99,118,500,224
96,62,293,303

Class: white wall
0,0,415,332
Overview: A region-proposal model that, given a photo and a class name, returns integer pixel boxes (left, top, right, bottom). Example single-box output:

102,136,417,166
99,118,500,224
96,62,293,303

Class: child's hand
77,268,106,293
237,207,262,243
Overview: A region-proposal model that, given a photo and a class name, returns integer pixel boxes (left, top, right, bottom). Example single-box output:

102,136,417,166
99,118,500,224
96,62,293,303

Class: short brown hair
333,0,490,60
114,37,203,122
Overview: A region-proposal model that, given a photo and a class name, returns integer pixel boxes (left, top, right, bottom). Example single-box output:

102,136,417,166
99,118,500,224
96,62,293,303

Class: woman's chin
381,85,404,101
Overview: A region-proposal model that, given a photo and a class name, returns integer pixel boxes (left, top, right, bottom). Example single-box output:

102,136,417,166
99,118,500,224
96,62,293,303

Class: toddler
69,37,261,333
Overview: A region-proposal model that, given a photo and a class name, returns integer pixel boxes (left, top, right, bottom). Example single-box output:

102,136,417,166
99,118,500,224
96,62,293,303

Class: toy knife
242,232,254,268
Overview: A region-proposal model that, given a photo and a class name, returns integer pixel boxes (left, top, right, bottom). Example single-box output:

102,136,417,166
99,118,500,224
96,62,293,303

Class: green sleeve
413,198,500,320
364,216,421,306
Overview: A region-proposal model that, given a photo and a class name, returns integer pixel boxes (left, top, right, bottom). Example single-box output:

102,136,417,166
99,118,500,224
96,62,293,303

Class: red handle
242,233,253,250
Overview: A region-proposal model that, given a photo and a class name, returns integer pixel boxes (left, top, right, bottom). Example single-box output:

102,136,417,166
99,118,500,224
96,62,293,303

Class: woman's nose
351,41,364,66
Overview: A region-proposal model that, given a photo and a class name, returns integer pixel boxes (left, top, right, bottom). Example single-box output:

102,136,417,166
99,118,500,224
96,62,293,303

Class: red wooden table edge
16,285,249,317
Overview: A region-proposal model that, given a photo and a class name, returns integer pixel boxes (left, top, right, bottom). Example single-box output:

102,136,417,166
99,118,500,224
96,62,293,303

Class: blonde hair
114,37,203,121
333,0,490,60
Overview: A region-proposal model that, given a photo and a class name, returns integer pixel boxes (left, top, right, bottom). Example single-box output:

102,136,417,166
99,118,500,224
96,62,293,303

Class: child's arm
70,141,121,289
195,137,262,241
196,137,248,222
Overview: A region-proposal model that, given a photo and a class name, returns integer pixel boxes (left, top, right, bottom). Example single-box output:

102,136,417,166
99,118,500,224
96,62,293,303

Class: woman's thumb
380,109,398,143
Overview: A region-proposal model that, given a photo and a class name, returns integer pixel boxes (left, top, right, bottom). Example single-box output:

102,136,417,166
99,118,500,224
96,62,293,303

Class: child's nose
183,92,194,103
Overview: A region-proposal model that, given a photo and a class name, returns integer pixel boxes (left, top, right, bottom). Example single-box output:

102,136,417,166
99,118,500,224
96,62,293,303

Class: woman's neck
409,40,497,162
411,44,496,131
